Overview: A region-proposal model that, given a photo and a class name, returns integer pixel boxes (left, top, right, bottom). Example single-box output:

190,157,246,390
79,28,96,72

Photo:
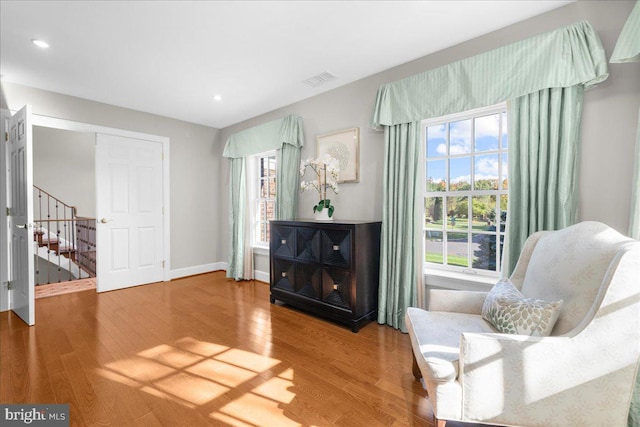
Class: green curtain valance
371,21,608,127
611,0,640,63
223,114,304,158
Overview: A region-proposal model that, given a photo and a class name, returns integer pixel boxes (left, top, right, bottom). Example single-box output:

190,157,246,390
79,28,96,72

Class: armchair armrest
427,289,488,315
458,331,635,426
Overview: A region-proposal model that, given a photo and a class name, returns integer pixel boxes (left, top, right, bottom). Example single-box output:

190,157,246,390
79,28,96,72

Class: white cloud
474,114,500,138
475,156,499,176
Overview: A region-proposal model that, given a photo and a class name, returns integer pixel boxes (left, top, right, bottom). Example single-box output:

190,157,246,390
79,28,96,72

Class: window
253,152,277,246
423,104,508,276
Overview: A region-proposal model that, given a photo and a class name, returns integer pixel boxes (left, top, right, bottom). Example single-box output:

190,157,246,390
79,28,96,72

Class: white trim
422,103,507,127
424,268,495,292
170,263,269,283
170,262,226,280
0,110,9,312
30,114,172,282
254,270,269,283
32,114,168,143
253,245,269,256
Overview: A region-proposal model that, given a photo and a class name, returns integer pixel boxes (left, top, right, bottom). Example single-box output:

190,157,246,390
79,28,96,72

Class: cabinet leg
270,295,275,304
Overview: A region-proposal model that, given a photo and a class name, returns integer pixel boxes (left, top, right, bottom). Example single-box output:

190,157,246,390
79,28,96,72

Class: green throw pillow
482,279,563,336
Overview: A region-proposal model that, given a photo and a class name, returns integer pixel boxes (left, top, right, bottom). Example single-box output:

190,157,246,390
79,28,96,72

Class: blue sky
426,113,508,188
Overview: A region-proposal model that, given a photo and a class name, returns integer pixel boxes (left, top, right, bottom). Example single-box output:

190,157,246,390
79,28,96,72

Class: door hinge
162,260,166,268
6,281,12,290
6,207,10,216
4,132,8,142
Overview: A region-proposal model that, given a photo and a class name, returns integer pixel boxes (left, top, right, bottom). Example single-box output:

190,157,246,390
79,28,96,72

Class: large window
253,153,276,246
423,105,508,275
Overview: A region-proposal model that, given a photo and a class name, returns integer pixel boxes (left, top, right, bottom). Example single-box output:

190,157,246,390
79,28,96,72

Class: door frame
1,112,171,310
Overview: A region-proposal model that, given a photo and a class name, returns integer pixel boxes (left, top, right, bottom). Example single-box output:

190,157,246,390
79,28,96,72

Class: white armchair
406,221,640,427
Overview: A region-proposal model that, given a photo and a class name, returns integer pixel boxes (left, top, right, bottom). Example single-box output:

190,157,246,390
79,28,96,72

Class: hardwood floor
0,271,487,427
35,278,97,299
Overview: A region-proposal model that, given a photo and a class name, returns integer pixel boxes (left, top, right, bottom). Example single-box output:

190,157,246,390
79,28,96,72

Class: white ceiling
0,1,573,129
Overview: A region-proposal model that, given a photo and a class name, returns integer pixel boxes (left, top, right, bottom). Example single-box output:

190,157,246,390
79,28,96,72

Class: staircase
33,186,96,285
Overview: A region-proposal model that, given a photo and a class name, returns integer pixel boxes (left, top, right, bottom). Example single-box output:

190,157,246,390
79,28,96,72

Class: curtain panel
378,122,421,332
223,114,305,280
227,158,248,280
505,86,584,275
610,0,640,63
371,21,608,330
610,3,640,426
610,0,640,242
371,21,608,127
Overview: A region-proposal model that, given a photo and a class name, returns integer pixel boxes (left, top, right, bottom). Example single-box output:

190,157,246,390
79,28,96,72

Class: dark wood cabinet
269,220,382,332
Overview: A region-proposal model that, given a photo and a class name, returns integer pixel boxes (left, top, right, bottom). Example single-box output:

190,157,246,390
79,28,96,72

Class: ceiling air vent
302,72,337,88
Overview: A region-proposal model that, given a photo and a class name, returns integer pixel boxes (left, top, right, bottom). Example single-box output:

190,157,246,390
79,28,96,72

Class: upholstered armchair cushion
428,289,488,314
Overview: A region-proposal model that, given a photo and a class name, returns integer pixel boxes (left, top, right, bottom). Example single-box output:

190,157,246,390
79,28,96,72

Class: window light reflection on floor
95,336,305,426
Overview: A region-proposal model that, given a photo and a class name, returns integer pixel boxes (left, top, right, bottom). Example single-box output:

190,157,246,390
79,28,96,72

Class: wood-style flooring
35,278,97,299
1,271,488,427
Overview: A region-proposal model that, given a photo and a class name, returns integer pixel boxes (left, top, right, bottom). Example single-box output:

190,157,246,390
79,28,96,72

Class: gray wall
218,1,640,276
1,82,222,272
33,126,96,217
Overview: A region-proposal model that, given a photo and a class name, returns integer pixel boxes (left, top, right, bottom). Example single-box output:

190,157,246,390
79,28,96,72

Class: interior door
9,105,35,325
96,133,164,292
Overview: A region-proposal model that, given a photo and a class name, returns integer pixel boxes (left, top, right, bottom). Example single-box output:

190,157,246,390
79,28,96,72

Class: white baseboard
170,262,227,280
0,284,8,312
254,270,269,283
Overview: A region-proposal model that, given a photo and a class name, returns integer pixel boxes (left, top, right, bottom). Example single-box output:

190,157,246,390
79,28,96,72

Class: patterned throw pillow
482,279,563,336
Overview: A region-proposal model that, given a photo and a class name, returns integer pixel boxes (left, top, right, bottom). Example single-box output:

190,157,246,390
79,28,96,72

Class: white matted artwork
316,127,359,183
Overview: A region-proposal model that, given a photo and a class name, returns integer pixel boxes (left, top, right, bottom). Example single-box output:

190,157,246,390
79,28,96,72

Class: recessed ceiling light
213,94,222,101
31,39,50,48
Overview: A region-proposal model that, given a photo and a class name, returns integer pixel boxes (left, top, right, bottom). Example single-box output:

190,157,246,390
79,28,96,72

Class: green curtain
227,158,246,280
276,143,301,220
609,3,640,426
371,21,607,127
378,122,420,332
505,86,584,275
610,0,640,63
223,114,305,280
610,0,640,242
631,113,640,241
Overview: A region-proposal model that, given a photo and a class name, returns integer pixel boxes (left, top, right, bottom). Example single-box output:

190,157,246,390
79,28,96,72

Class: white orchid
300,154,340,217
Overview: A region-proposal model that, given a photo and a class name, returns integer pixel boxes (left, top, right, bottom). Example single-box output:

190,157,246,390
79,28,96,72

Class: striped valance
223,114,304,159
371,21,608,127
610,0,640,63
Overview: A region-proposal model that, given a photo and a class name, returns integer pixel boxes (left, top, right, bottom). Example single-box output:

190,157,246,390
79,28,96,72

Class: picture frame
316,127,360,183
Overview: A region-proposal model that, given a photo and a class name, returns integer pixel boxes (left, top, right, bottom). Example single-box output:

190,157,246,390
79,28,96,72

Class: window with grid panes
254,153,276,246
423,104,508,275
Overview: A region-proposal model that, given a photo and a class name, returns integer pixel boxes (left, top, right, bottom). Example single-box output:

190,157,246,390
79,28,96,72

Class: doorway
32,125,96,291
1,110,171,324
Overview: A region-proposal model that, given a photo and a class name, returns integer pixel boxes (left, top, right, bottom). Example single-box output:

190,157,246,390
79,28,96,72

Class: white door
96,134,164,292
9,105,35,325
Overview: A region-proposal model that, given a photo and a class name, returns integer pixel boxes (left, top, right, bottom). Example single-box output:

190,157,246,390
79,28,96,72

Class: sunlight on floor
96,336,306,426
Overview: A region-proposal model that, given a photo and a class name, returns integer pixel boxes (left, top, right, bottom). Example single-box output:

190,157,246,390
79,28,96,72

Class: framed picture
317,127,359,183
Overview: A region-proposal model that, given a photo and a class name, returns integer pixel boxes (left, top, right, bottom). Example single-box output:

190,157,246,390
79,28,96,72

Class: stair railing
76,217,97,277
33,186,95,284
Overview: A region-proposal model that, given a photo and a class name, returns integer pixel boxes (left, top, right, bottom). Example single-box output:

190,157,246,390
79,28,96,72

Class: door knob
100,218,113,224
